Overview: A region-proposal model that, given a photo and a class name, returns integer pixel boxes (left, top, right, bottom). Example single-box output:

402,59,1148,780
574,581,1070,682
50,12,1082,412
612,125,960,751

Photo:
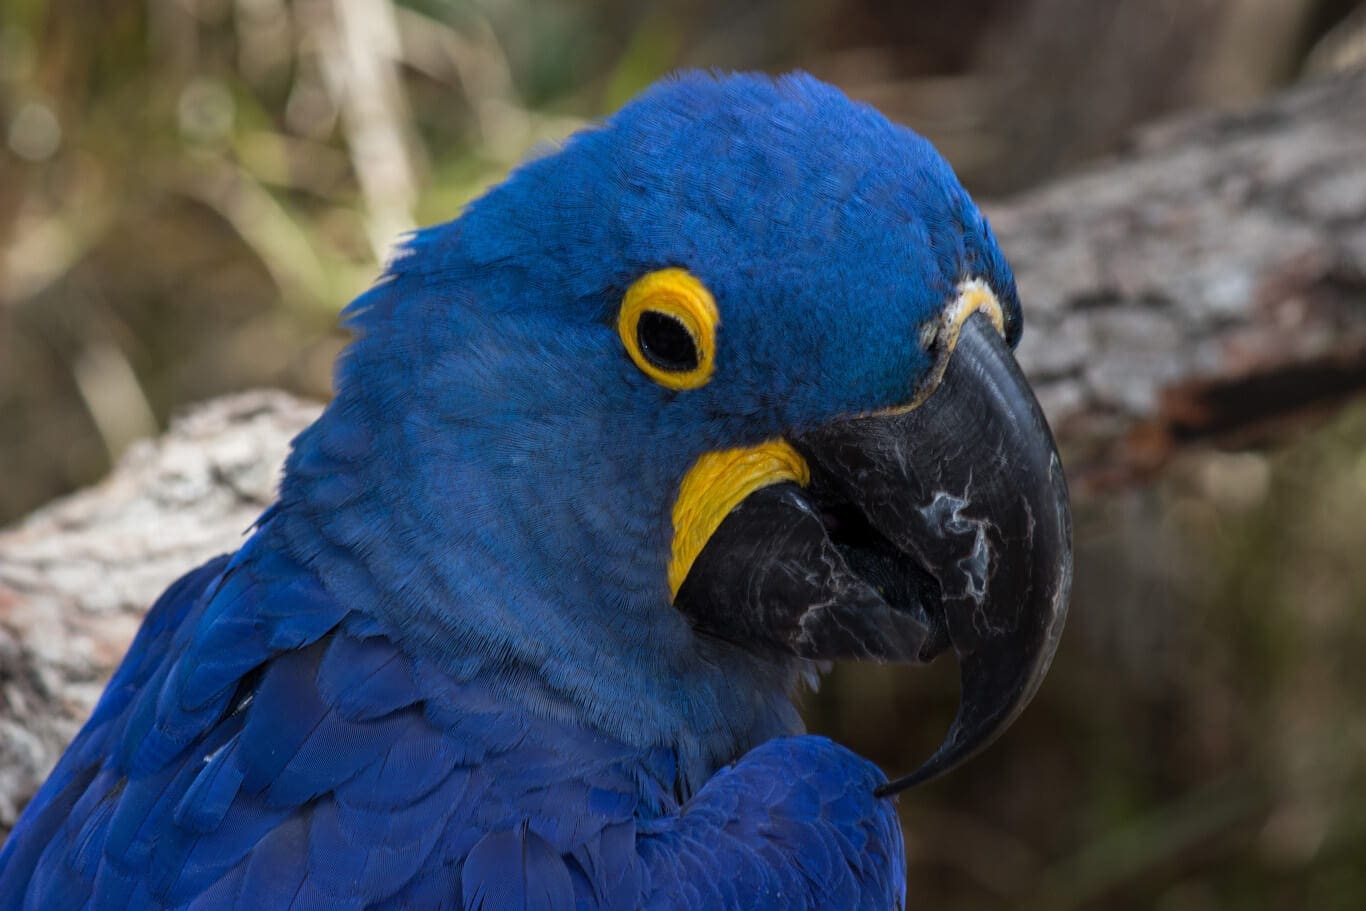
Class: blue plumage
0,70,1026,908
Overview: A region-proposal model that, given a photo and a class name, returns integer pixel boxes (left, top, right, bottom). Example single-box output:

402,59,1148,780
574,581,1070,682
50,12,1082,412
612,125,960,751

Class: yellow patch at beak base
940,278,1005,351
669,440,810,598
891,278,1007,415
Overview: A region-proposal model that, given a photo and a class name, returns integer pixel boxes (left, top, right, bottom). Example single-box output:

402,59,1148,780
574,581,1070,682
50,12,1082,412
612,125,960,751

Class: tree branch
998,70,1366,490
0,392,319,831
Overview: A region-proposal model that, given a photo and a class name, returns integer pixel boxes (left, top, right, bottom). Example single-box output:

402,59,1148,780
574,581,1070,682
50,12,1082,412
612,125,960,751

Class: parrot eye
618,268,718,390
637,311,700,372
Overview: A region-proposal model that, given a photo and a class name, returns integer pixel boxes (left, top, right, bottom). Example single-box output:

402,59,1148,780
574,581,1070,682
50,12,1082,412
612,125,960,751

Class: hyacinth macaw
0,71,1071,909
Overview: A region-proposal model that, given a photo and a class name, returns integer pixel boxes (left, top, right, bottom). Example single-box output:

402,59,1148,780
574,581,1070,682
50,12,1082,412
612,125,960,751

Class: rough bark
0,392,320,831
2,71,1365,836
1000,70,1366,490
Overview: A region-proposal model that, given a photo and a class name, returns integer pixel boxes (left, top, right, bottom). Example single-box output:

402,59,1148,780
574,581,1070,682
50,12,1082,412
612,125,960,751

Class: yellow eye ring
618,268,718,390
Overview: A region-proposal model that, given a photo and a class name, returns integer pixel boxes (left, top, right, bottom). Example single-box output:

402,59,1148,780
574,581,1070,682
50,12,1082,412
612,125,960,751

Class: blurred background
3,0,1366,907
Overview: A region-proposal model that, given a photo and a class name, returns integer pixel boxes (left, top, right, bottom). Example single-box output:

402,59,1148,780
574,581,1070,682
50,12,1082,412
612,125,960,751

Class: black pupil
637,311,700,372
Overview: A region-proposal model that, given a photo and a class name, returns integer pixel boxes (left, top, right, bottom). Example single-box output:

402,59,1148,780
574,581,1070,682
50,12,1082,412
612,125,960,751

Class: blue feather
461,826,575,911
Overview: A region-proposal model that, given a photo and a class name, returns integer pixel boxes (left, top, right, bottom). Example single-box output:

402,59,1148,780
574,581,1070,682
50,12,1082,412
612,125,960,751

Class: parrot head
279,71,1071,791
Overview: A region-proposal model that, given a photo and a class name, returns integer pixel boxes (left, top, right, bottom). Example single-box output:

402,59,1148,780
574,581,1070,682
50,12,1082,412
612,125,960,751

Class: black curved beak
675,311,1072,792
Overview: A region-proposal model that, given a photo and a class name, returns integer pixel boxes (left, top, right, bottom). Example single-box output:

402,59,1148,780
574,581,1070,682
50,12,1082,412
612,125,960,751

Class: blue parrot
0,72,1071,909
